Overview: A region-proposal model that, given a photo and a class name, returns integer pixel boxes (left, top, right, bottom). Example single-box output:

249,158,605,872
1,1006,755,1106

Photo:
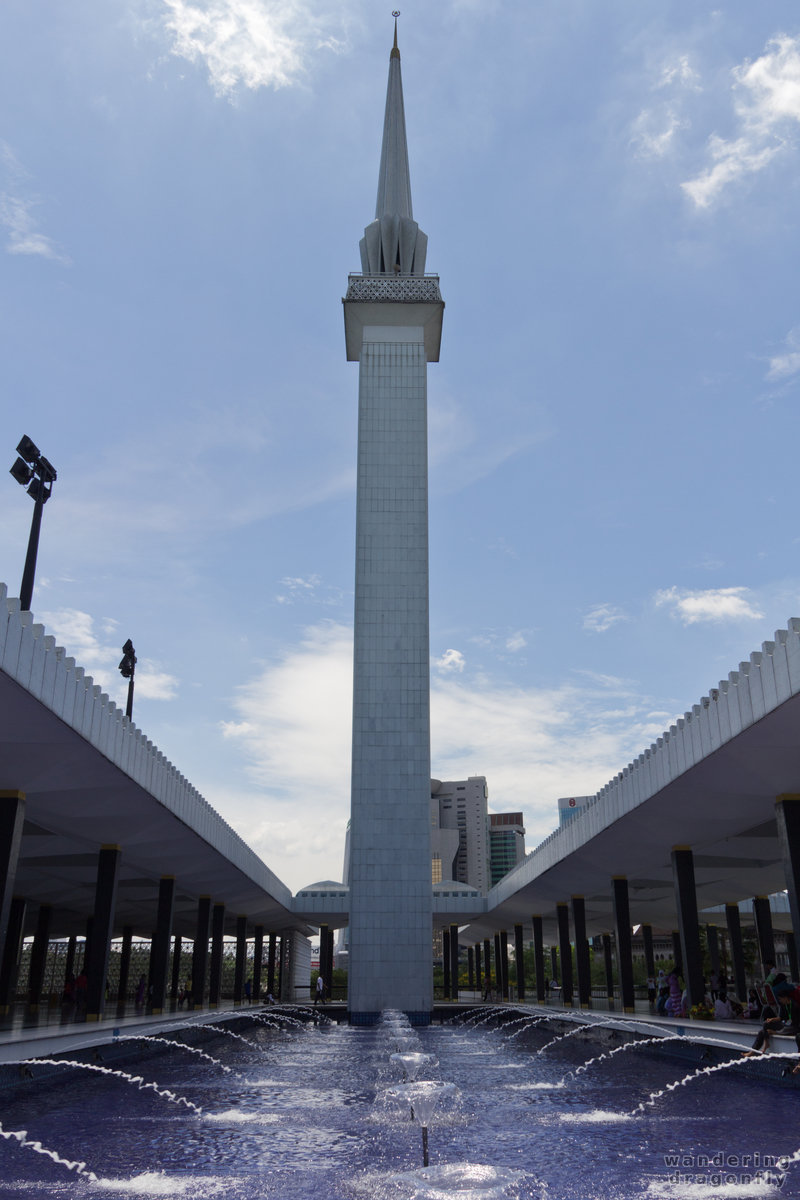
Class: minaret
343,20,444,1024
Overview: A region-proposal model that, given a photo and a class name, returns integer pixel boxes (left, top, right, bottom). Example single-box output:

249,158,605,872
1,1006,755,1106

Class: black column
234,915,247,1004
252,926,264,1003
64,934,77,987
484,938,492,995
192,897,211,1009
725,903,746,1000
612,878,635,1012
493,933,502,1000
0,896,26,1015
475,943,482,992
450,924,460,1002
0,792,25,981
532,915,545,1002
87,845,122,1021
706,924,721,987
777,794,800,972
28,903,52,1010
788,935,800,983
150,877,175,1014
514,924,525,1002
550,945,559,986
267,933,277,998
442,929,451,998
278,934,286,999
170,934,182,1009
572,897,590,1009
671,846,705,1008
642,924,655,981
319,923,330,1003
499,930,509,1000
556,904,573,1006
603,933,615,1008
467,946,474,991
324,927,334,998
752,895,776,972
671,930,683,977
209,903,225,1008
117,925,133,1008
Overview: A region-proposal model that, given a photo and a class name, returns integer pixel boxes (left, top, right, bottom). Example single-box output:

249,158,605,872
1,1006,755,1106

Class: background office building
431,776,491,895
489,811,526,886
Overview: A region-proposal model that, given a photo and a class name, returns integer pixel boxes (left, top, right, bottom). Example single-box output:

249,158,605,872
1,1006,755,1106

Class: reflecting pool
1,1007,799,1199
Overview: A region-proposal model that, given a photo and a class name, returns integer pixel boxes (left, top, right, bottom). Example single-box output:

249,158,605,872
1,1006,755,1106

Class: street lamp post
9,435,57,612
119,639,137,720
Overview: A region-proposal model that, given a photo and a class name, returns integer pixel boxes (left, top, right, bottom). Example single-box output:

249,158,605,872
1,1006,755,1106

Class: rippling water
1,1011,799,1199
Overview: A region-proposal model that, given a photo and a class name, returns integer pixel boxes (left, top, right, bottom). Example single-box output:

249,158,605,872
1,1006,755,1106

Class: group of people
744,962,800,1070
650,966,750,1021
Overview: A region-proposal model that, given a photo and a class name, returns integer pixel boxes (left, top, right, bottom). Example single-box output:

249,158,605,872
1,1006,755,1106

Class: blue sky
2,1,800,892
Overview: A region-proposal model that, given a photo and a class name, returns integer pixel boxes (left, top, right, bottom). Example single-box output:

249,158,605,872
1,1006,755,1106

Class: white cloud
767,326,800,380
38,608,178,705
654,586,763,625
216,622,668,889
682,34,800,207
630,108,687,159
658,55,700,91
0,142,70,263
274,574,345,607
583,604,628,634
435,648,465,673
505,632,526,652
630,53,697,160
161,0,349,97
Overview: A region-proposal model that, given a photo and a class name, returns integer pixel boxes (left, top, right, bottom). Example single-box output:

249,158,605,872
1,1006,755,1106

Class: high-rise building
343,22,444,1023
558,796,591,826
431,776,491,895
489,812,526,886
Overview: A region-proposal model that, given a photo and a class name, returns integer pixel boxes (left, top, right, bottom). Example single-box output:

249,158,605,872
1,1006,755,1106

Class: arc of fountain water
191,1023,266,1051
535,1014,622,1055
630,1052,800,1117
249,1013,284,1031
18,1058,205,1116
507,1014,554,1040
0,1117,99,1184
460,1006,520,1030
118,1034,238,1074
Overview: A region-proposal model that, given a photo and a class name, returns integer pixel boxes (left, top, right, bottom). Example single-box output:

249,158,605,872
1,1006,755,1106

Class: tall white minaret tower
343,18,444,1024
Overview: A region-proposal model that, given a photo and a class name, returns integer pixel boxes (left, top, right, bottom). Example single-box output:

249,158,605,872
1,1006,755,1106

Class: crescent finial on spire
391,12,400,59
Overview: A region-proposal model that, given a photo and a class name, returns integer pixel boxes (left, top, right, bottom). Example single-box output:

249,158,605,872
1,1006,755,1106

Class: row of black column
468,802,800,1009
0,792,285,1018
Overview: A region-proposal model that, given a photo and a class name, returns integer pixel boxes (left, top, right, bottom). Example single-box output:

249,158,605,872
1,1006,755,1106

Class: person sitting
714,992,733,1020
665,972,683,1016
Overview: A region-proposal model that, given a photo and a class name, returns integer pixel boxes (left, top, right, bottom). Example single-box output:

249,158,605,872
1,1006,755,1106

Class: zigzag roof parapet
491,618,800,905
0,581,292,909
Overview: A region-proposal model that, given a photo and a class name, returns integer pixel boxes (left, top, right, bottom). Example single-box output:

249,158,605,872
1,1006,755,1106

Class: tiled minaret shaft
343,24,444,1022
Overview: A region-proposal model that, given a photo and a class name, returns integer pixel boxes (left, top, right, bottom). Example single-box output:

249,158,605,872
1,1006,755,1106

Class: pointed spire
375,14,413,220
357,17,428,276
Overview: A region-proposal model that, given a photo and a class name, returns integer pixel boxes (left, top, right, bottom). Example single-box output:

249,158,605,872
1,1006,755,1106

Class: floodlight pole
119,640,137,721
19,484,45,612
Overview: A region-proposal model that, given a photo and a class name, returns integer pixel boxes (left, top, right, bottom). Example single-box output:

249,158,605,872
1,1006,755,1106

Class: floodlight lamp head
26,477,51,504
38,455,57,483
10,457,33,487
119,639,137,678
16,435,40,464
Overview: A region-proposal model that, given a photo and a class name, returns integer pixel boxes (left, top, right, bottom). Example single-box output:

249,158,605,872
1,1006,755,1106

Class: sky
2,1,800,894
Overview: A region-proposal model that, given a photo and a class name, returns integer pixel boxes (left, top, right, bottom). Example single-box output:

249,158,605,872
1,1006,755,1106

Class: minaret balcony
345,273,442,304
